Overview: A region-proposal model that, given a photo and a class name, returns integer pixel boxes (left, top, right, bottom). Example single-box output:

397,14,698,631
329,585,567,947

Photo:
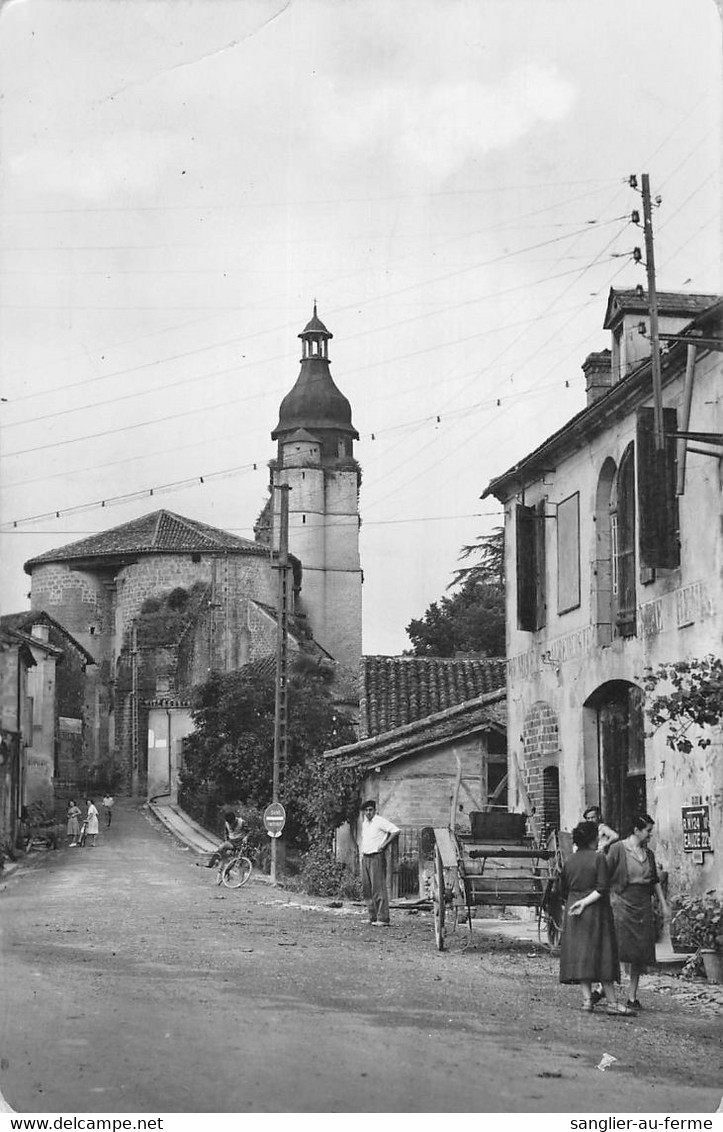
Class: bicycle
217,841,253,889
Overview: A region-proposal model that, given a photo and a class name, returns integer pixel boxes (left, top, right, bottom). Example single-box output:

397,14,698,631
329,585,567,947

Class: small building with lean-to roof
326,656,507,897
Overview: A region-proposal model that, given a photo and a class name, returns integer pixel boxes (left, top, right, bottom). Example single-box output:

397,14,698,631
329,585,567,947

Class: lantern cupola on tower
272,304,358,459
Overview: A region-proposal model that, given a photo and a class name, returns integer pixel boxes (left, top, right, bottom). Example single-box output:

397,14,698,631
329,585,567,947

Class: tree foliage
180,658,360,848
643,655,723,753
406,527,505,657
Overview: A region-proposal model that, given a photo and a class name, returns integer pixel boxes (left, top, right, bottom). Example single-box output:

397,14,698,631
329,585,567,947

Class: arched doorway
584,681,646,835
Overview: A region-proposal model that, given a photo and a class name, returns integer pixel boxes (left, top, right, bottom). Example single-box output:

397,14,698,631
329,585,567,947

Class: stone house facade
483,288,723,897
0,628,36,851
0,612,96,802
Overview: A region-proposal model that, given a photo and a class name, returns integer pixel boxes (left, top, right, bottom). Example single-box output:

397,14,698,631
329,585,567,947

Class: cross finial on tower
313,299,317,317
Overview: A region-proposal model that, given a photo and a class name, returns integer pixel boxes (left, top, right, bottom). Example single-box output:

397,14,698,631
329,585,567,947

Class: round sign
263,801,286,838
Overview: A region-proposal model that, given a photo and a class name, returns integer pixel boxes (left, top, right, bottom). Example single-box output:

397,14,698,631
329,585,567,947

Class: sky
0,0,721,655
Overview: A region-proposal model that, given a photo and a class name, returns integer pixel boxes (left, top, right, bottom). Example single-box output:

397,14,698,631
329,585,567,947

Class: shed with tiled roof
360,655,506,738
327,684,508,898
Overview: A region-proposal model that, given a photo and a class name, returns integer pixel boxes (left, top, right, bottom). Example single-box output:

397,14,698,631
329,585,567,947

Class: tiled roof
603,288,719,328
360,655,506,738
141,695,192,709
0,610,96,664
25,510,266,572
326,687,506,768
235,655,278,683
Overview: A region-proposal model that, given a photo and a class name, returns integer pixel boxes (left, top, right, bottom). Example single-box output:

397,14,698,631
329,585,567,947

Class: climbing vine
643,655,723,753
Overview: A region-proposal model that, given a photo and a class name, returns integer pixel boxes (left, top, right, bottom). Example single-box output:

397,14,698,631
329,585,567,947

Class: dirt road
0,801,720,1113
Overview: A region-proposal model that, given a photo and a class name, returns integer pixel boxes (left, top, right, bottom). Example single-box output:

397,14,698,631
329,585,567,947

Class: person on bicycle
203,811,246,868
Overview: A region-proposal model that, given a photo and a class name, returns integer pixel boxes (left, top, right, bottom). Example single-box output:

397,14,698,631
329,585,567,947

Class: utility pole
271,482,291,885
130,623,139,797
641,173,665,450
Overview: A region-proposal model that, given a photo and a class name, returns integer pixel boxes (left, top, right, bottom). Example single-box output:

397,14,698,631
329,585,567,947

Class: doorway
586,681,646,836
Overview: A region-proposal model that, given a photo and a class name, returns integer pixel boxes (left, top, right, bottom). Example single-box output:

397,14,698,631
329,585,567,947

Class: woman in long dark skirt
606,813,670,1011
559,821,632,1014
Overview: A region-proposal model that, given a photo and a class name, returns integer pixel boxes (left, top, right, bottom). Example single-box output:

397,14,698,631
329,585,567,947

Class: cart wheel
544,896,565,950
546,911,563,949
432,847,446,951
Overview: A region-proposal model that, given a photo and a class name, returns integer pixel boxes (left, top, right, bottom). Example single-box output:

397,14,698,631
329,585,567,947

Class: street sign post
264,802,286,839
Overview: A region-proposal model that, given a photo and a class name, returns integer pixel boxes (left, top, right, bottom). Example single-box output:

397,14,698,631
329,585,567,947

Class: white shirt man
359,800,399,926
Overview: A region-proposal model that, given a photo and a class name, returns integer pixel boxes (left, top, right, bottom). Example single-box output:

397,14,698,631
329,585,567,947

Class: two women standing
559,812,668,1014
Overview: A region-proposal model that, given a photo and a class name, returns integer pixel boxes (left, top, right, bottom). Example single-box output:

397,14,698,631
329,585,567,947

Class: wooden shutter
637,407,680,569
516,504,536,631
534,499,547,630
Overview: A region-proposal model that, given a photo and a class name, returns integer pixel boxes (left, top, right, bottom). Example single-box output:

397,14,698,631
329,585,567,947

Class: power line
0,272,617,430
2,216,626,413
2,178,621,216
0,510,503,536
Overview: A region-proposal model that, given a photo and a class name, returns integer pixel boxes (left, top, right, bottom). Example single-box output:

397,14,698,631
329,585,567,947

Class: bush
670,891,723,952
297,844,362,899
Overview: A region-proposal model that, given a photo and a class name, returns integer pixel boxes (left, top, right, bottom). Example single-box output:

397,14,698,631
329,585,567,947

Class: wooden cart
430,813,570,951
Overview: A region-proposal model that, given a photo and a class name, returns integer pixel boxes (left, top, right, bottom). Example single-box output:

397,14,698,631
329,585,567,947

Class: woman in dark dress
559,821,632,1014
606,813,670,1011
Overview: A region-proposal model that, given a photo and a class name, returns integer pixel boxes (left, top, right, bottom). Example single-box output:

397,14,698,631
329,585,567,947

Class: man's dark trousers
362,851,390,924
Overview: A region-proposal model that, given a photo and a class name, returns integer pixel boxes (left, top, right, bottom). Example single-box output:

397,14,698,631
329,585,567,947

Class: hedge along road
0,801,720,1114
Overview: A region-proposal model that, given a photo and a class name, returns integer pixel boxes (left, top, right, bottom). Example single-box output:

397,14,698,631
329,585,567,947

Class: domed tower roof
300,305,332,338
272,305,358,442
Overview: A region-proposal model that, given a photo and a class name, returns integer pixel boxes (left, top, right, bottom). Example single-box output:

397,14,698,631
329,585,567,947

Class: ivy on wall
643,655,723,753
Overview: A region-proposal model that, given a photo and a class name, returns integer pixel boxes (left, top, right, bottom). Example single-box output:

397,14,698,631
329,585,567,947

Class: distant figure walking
66,800,82,847
102,794,114,828
359,799,399,927
85,799,99,847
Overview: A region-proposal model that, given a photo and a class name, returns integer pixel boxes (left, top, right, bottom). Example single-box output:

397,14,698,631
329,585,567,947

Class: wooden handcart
431,815,570,951
428,756,572,951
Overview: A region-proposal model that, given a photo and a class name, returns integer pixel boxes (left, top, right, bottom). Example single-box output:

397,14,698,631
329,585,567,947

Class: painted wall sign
682,804,712,852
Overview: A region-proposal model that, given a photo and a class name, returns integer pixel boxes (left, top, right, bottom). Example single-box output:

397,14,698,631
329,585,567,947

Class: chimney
582,350,612,406
31,622,49,643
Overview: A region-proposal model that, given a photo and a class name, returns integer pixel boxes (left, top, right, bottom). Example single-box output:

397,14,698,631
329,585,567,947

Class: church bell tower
270,306,362,671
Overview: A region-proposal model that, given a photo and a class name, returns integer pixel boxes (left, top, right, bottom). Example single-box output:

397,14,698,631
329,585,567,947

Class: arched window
612,444,636,637
594,457,617,645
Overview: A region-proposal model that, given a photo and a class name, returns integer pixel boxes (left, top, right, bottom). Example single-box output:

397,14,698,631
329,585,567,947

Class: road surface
0,801,720,1113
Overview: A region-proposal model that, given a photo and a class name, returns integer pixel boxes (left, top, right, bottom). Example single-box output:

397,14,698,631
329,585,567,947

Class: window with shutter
557,492,581,614
516,501,546,631
636,407,680,570
614,444,636,637
516,504,536,631
534,499,547,631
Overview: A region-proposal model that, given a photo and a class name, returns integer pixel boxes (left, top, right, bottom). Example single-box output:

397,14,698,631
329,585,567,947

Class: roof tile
360,655,506,738
25,509,266,572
